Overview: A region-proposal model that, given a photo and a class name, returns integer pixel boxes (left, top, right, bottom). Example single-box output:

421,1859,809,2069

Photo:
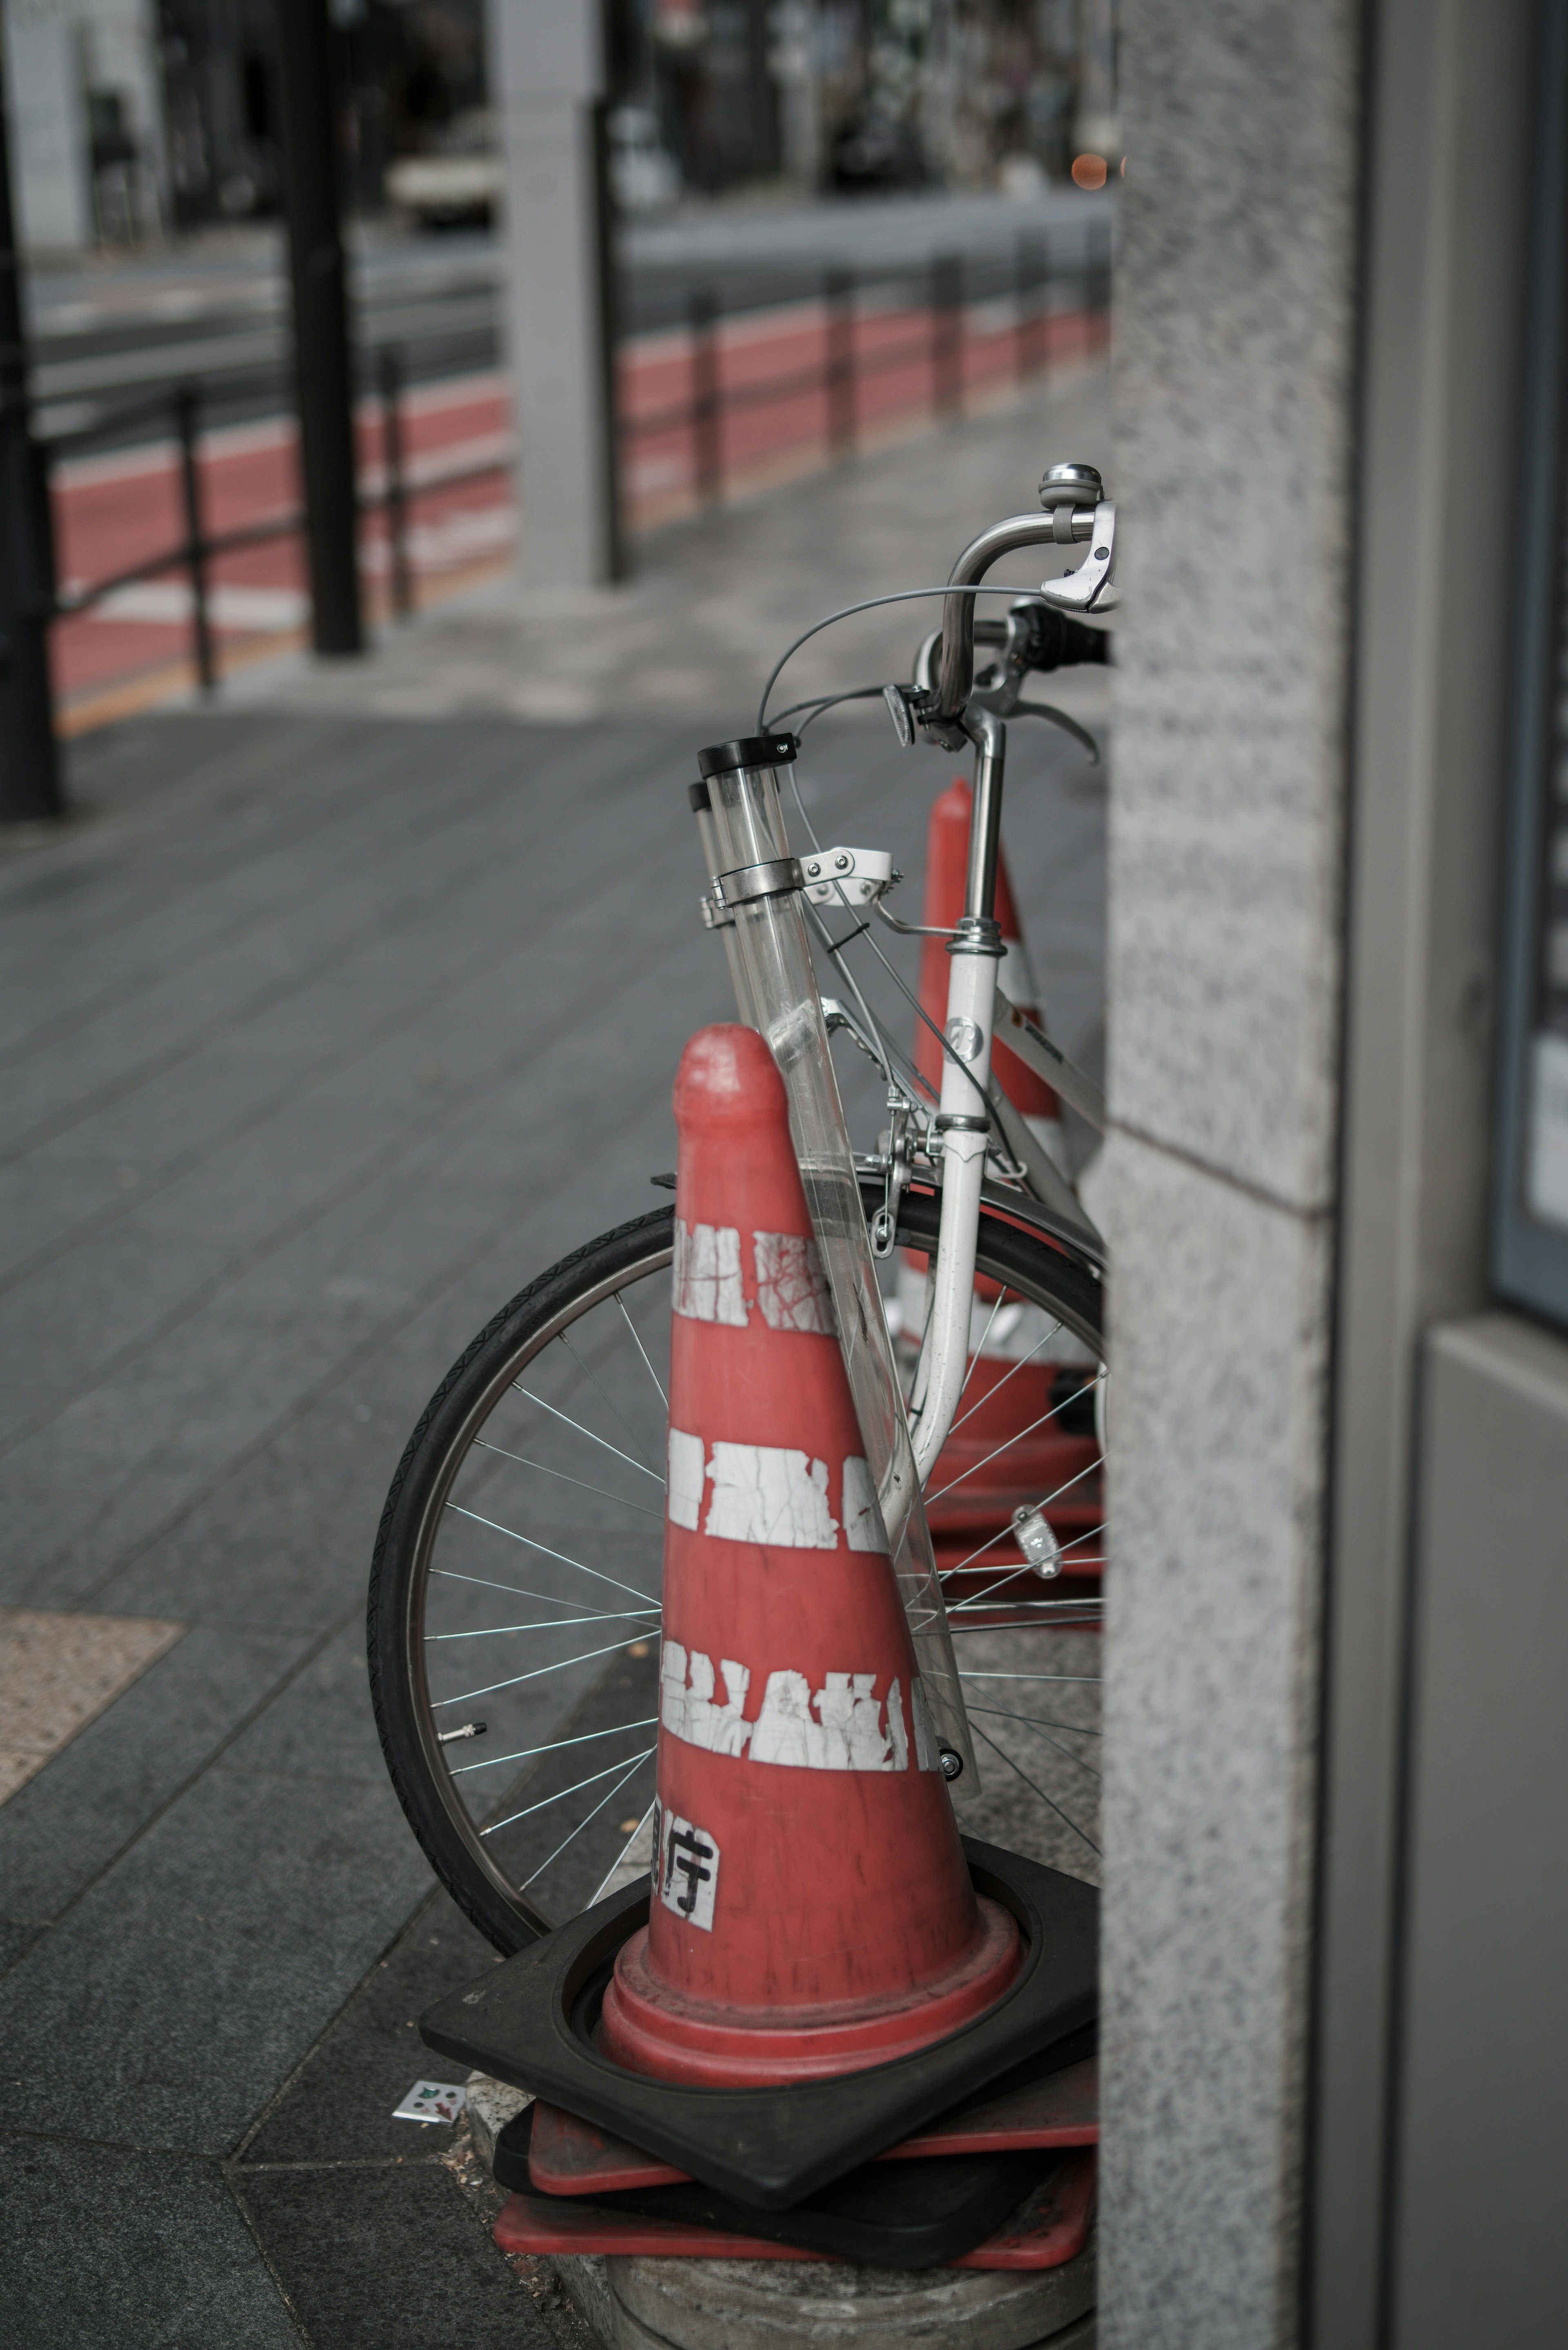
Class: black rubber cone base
492,2102,1066,2270
421,1837,1096,2210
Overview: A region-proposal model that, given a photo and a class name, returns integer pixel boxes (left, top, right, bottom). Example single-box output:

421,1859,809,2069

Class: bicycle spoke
963,1702,1102,1739
481,1749,656,1838
925,1380,1105,1508
428,1607,659,1641
938,1502,1106,1585
434,1565,658,1617
519,1752,655,1893
969,1719,1100,1856
954,1288,1011,1407
964,1705,1101,1779
949,1608,1102,1628
959,1669,1102,1685
947,1320,1069,1437
590,1795,659,1905
452,1717,660,1777
443,1503,657,1604
556,1328,659,1476
510,1385,666,1483
434,1633,651,1708
474,1439,663,1518
615,1292,668,1411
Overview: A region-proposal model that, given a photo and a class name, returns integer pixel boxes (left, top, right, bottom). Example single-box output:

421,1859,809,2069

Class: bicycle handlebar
928,462,1111,729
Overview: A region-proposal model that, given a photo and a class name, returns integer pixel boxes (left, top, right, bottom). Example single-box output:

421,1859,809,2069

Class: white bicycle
368,459,1117,1952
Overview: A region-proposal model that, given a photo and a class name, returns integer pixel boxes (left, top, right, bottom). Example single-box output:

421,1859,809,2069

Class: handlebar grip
1022,608,1112,672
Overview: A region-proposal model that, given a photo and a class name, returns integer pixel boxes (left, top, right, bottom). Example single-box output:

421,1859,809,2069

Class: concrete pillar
3,0,94,249
487,0,620,589
1100,2,1361,2343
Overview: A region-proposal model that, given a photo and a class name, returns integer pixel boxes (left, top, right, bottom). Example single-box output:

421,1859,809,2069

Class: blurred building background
0,0,1119,250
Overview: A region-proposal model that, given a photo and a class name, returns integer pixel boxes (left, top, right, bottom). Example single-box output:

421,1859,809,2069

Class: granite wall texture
1101,4,1363,2343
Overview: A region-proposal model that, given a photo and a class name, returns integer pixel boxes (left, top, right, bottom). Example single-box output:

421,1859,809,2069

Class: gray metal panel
1311,0,1532,2339
1390,1314,1568,2350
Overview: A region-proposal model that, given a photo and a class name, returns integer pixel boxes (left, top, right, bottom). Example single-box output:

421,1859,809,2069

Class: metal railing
41,220,1111,699
42,338,508,693
620,225,1112,514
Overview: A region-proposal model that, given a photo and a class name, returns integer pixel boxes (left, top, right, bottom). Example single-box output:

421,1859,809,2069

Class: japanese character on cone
597,1024,1022,2087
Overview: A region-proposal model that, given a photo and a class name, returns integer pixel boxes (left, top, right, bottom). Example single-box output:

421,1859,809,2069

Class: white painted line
76,581,309,631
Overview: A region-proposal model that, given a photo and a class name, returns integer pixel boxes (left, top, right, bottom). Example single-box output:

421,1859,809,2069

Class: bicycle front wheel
368,1188,1105,1956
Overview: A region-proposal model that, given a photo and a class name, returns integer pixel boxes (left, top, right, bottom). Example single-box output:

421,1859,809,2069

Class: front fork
908,708,1006,1485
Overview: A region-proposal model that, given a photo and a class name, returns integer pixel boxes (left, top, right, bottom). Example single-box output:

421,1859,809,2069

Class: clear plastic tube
705,758,976,1779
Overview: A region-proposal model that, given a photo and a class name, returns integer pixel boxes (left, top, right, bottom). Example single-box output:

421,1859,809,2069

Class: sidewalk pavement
0,370,1107,2347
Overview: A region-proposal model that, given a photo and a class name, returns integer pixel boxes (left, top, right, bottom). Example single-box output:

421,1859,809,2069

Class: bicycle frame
687,477,1114,1766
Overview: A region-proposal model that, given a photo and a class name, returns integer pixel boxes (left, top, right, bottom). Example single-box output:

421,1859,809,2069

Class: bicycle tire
368,1186,1104,1957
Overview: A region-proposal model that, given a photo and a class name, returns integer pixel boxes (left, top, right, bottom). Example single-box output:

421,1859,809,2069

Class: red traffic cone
913,777,1063,1145
904,781,1100,1590
597,1026,1021,2087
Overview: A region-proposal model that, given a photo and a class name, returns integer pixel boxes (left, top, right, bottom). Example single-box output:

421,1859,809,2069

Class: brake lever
1035,501,1118,614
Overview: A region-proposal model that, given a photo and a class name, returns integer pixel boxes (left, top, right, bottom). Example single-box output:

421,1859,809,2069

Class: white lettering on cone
704,1441,839,1548
667,1428,706,1530
660,1642,939,1772
753,1231,835,1335
655,1799,720,1930
672,1220,747,1326
661,1640,753,1755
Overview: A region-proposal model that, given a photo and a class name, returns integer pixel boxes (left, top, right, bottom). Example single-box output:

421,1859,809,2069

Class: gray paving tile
0,1768,432,2154
0,1919,44,1973
0,2135,299,2350
213,1618,388,1789
236,2162,547,2350
0,1624,305,1922
239,1886,497,2164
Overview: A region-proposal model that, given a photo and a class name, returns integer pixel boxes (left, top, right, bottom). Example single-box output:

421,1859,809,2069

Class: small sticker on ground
656,1801,721,1930
392,2080,467,2124
673,1220,748,1325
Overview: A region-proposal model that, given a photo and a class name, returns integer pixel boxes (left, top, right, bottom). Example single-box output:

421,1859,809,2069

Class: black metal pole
274,0,363,654
174,384,216,692
378,347,412,620
0,49,61,823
